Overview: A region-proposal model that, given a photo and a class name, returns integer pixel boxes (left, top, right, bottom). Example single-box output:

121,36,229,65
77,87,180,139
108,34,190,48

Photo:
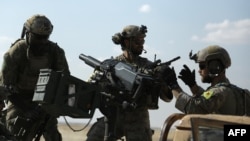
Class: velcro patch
202,90,214,99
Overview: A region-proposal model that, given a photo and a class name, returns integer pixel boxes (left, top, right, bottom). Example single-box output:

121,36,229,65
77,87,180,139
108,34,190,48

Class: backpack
217,83,250,116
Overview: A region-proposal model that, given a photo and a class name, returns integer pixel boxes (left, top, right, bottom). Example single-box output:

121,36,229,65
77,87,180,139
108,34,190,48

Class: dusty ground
40,123,174,141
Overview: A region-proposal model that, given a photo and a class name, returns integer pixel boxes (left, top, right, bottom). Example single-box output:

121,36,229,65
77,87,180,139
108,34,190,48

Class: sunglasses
199,63,206,70
132,38,145,45
30,32,49,40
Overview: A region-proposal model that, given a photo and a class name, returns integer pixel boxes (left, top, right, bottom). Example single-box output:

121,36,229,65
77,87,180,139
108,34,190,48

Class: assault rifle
145,56,181,70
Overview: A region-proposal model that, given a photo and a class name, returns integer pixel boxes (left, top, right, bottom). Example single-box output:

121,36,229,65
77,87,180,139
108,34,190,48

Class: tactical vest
115,54,151,68
216,83,250,116
8,39,56,93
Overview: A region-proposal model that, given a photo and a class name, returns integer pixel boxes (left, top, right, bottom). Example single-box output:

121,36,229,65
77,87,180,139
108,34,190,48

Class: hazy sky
0,0,250,129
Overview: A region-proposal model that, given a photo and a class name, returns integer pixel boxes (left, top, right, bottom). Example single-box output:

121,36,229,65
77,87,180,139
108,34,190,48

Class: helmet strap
21,26,26,39
25,32,30,45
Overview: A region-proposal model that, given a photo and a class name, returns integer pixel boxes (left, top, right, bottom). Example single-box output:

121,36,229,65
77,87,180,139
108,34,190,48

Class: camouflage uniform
87,54,153,141
175,78,242,114
0,14,69,141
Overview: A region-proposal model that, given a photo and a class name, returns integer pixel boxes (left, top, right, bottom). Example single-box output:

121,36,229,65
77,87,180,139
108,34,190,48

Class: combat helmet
195,45,231,69
189,45,231,75
121,25,147,38
23,14,53,36
112,25,147,50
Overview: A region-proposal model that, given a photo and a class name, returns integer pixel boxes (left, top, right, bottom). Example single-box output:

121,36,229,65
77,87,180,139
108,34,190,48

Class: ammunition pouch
135,77,161,110
146,91,160,110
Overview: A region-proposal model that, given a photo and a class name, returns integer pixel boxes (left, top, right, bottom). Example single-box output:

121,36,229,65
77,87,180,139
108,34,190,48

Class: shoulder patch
202,90,214,99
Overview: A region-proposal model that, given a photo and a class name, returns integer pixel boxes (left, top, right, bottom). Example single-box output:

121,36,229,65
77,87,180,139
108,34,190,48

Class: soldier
86,25,173,141
163,45,248,115
0,14,70,141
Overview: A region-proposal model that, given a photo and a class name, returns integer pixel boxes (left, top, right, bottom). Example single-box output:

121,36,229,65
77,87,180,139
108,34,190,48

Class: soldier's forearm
190,84,204,96
171,87,182,99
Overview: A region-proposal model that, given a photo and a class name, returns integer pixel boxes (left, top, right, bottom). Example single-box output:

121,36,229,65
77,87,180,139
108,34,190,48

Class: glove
178,64,196,87
161,66,179,90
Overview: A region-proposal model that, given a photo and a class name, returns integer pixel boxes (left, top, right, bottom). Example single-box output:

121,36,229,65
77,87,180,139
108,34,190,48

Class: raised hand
178,64,196,87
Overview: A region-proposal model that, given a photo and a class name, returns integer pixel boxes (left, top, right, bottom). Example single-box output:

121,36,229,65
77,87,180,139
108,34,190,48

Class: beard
201,74,213,83
130,45,143,56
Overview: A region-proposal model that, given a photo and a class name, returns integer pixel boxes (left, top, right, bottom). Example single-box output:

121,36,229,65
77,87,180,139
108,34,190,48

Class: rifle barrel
162,56,181,66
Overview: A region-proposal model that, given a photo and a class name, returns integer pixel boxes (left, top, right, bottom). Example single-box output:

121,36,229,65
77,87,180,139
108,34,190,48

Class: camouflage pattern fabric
175,78,245,115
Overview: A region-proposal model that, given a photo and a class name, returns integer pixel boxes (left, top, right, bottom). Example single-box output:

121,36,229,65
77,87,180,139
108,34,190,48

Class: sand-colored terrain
40,123,174,141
